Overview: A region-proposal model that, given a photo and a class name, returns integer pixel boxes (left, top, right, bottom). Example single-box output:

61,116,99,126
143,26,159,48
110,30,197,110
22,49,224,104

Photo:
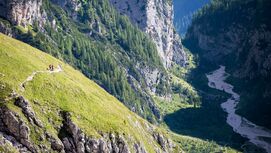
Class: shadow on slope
164,62,247,151
164,96,244,149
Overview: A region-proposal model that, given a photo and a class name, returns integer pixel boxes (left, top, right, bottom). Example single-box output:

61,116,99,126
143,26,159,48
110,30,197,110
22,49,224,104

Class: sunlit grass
0,33,165,152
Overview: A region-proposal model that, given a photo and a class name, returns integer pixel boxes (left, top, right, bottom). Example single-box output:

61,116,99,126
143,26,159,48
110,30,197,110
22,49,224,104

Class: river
206,66,271,153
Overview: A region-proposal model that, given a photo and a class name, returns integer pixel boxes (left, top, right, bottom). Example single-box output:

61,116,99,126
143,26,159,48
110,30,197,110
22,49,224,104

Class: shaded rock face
184,1,271,80
110,0,187,68
184,0,271,129
186,23,271,80
185,25,243,63
0,0,46,27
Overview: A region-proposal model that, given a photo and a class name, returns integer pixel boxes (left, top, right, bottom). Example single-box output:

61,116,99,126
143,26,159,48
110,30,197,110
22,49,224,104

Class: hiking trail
20,65,63,92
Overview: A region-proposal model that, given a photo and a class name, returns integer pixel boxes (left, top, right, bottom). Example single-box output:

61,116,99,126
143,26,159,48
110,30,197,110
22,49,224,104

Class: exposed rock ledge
0,105,36,152
59,111,133,153
0,94,174,153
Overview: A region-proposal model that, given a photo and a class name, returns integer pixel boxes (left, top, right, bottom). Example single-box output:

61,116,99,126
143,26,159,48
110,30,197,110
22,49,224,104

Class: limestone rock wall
110,0,187,68
0,0,46,27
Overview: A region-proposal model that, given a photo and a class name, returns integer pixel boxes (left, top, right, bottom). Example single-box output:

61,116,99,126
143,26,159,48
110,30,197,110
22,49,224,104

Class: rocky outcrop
0,131,30,153
0,94,64,153
110,0,187,68
140,67,161,94
0,0,46,27
127,73,162,120
14,96,43,128
0,93,175,153
58,111,176,153
135,63,170,98
0,105,36,152
153,132,174,153
59,111,136,153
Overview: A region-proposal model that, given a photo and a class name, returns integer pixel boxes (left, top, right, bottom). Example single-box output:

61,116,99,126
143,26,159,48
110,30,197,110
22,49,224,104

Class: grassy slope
0,33,169,152
0,33,241,153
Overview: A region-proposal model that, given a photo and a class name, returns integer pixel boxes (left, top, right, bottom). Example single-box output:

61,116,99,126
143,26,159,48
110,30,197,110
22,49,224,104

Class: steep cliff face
184,0,271,128
0,0,46,27
110,0,187,68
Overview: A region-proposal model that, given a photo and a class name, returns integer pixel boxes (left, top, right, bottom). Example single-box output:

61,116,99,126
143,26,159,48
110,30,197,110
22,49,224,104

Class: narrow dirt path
20,65,63,92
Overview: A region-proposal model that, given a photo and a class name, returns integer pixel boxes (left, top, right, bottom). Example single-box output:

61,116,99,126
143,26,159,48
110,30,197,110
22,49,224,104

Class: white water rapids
206,66,271,153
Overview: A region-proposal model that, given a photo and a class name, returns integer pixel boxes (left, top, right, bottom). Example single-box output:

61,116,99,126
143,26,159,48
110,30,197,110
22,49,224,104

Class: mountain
109,0,187,68
173,0,210,37
0,0,190,123
2,0,262,152
0,33,178,153
184,0,271,129
0,31,238,153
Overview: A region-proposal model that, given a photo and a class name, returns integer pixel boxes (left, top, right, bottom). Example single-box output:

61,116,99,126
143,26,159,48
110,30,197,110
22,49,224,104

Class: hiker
49,64,52,71
48,64,54,71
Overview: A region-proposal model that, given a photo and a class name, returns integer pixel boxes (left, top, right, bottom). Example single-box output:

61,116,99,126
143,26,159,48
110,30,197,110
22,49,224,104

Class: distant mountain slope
184,0,271,129
0,33,177,153
173,0,210,36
